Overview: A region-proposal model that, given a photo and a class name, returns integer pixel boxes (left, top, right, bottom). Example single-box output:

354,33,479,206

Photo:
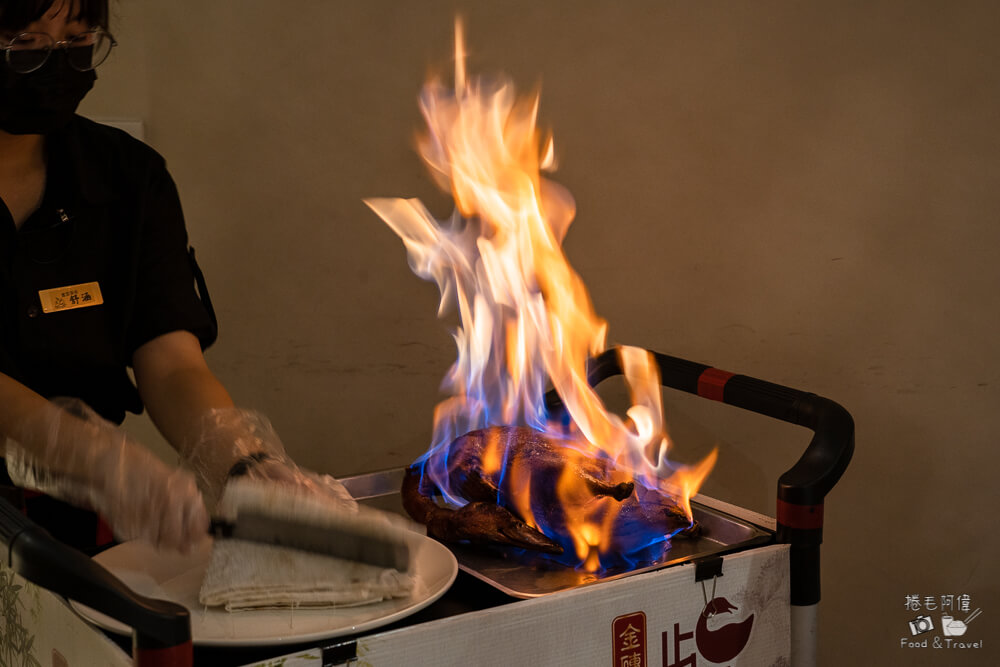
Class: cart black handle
0,499,193,667
544,346,854,606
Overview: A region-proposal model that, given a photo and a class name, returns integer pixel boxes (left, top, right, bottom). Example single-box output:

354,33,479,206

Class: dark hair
0,0,109,34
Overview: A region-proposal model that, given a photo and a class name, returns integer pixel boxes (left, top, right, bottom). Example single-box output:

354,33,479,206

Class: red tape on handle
133,641,193,667
777,498,824,530
697,367,735,402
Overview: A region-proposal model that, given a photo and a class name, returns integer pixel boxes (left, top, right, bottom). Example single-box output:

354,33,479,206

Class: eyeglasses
1,28,116,74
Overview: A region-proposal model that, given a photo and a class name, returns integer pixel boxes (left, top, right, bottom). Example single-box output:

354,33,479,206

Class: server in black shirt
0,0,347,553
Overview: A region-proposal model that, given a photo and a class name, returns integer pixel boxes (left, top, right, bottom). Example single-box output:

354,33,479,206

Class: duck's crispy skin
402,426,697,554
402,465,564,553
444,426,635,504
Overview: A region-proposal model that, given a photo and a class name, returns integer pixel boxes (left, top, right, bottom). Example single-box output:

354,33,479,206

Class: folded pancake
199,538,416,611
199,478,418,611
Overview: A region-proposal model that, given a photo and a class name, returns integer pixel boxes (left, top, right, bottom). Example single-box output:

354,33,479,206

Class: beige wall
81,1,998,663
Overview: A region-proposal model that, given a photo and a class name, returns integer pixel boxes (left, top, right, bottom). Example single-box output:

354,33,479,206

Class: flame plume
366,20,715,569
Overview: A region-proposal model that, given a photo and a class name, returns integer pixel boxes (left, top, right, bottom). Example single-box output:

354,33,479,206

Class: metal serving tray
341,468,773,599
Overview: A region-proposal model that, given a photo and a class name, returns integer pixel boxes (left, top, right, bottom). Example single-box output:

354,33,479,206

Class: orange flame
366,20,715,569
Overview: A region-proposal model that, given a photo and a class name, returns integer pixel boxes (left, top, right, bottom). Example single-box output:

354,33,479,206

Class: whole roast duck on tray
401,425,699,559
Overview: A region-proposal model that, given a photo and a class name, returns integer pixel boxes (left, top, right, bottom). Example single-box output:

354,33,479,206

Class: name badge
37,281,104,314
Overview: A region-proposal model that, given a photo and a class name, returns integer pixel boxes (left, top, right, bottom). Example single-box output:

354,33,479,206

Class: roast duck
402,425,698,558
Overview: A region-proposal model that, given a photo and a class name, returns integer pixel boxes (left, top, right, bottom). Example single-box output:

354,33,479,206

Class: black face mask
0,49,96,135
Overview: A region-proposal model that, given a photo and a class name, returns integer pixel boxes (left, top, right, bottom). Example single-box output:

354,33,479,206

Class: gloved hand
5,398,209,552
182,407,357,512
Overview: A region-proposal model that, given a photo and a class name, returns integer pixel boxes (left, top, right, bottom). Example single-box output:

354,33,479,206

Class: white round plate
70,531,457,647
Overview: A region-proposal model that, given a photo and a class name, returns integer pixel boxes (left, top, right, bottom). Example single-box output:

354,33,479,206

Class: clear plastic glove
5,398,209,552
183,407,357,512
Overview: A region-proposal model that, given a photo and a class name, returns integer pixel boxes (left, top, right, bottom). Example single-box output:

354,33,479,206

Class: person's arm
131,329,234,453
132,329,249,507
134,332,356,512
0,374,63,460
0,371,209,552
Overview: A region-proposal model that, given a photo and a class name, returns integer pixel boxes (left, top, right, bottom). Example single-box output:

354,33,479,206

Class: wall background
80,1,998,663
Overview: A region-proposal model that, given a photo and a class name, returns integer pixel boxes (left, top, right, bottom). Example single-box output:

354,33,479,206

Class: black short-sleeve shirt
0,115,217,424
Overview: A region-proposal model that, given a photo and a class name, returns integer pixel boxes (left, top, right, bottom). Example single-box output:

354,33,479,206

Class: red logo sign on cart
613,612,647,667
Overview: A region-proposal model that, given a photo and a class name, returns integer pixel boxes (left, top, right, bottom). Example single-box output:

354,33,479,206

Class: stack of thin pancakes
200,479,419,611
